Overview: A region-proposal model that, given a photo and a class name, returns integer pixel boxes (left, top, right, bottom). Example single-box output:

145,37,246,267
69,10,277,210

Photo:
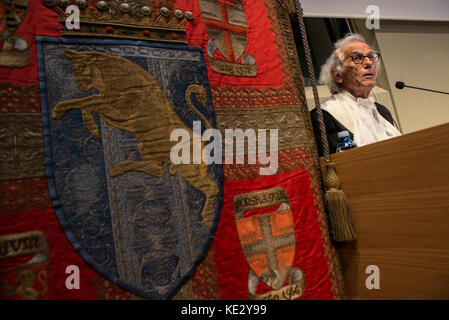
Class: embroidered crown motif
42,0,193,43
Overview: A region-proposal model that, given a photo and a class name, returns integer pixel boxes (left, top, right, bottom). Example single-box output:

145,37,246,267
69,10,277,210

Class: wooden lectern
320,122,449,299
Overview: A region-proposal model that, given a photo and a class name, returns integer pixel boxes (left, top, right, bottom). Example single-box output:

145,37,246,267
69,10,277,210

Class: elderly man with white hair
310,33,401,156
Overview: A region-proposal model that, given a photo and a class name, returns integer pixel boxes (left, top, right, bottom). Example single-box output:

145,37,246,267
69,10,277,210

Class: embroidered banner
0,0,344,300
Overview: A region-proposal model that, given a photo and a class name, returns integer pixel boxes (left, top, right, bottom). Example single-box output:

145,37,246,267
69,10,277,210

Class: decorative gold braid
271,0,347,298
185,84,212,130
42,0,193,43
268,0,323,192
291,0,330,161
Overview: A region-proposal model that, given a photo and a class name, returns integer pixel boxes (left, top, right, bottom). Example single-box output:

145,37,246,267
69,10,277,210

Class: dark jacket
310,102,395,157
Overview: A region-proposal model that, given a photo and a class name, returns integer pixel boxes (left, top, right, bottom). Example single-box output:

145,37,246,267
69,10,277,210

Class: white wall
301,0,449,22
375,21,449,134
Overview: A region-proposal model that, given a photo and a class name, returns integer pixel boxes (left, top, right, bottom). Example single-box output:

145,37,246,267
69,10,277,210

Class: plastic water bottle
336,131,357,152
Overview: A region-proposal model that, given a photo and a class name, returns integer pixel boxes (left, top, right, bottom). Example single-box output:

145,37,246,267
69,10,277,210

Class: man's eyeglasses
344,52,380,64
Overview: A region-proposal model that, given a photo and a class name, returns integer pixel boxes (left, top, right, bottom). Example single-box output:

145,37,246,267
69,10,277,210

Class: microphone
395,81,449,95
395,81,405,89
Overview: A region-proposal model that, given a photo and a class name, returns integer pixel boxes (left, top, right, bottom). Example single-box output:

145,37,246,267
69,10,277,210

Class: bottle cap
338,130,349,138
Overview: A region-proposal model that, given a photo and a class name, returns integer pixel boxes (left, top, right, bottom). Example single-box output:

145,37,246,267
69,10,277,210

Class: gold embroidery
223,148,311,183
191,245,221,300
44,0,191,43
92,275,141,300
0,178,51,216
173,246,221,300
270,0,307,106
215,105,309,153
0,231,50,300
233,187,305,299
267,0,322,175
52,49,218,229
211,85,297,108
0,36,30,68
0,82,41,113
0,114,44,181
209,57,257,77
199,0,257,77
0,231,49,259
233,187,289,219
172,281,195,300
207,0,308,108
1,269,48,300
249,274,305,300
0,1,30,68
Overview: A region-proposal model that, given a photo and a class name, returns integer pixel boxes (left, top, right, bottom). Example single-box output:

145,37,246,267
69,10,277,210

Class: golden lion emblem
52,49,218,228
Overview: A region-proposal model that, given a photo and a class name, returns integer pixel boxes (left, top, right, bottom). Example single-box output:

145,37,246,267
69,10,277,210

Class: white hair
319,33,380,93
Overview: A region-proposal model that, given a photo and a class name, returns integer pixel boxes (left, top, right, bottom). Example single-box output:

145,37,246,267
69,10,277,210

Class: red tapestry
0,0,343,300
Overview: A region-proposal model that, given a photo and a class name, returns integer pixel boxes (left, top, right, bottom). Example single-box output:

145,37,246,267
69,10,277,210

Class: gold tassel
324,162,356,242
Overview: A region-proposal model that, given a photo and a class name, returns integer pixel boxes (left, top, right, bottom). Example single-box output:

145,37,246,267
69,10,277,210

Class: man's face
335,41,377,98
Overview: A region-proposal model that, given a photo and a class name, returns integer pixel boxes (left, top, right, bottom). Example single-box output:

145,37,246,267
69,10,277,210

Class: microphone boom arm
395,81,449,95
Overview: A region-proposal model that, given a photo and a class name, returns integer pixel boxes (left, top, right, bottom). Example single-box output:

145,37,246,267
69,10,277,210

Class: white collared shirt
321,90,402,147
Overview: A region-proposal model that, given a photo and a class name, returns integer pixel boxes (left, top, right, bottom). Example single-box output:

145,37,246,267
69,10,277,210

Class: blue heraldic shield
37,37,223,299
